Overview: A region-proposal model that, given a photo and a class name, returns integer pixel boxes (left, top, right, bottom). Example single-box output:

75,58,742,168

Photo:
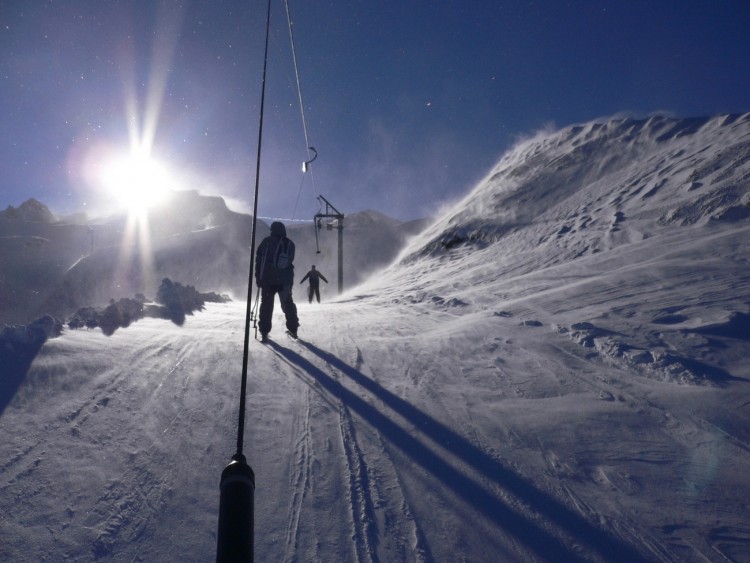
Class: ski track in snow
1,313,244,560
263,313,444,562
328,319,429,563
3,292,750,561
4,288,749,561
281,383,310,561
274,307,637,562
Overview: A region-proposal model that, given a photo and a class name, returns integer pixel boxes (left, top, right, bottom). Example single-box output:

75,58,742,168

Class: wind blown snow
2,113,750,561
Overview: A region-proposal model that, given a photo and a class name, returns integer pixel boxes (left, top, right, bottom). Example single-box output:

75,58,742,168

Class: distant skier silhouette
300,265,328,304
255,221,299,340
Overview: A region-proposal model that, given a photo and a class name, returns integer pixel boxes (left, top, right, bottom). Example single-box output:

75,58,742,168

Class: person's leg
314,286,321,303
308,285,313,303
279,284,299,334
258,285,277,335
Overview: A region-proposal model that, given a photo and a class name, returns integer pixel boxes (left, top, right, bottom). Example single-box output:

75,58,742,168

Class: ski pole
252,286,261,340
251,286,260,323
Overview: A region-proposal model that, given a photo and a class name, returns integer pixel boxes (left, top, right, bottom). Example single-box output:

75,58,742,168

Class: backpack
273,238,292,270
258,236,294,286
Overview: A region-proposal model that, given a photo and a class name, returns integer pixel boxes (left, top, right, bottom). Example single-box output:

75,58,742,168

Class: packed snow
2,113,750,561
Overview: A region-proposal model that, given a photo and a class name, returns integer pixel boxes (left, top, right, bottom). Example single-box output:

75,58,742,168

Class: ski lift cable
257,215,313,223
285,0,314,174
290,171,307,221
236,0,273,462
285,0,318,219
216,1,272,559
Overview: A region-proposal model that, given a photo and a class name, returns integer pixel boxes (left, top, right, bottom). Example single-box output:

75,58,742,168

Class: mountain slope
408,113,749,261
360,112,750,385
1,114,749,561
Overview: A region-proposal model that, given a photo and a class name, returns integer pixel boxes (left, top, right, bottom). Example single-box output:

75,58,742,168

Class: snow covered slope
419,114,749,252
1,114,749,561
363,113,750,386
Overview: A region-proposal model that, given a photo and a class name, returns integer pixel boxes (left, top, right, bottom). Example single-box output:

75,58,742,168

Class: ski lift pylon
313,195,345,294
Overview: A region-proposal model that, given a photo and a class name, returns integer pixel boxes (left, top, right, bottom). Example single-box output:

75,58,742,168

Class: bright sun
100,151,173,213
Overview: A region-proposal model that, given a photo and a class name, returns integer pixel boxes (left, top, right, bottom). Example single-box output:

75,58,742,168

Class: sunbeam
100,2,185,298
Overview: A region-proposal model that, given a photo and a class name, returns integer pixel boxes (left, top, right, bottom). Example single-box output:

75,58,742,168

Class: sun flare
100,151,173,214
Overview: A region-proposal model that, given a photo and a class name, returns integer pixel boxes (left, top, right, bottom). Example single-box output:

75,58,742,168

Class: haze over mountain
1,113,749,561
0,192,426,327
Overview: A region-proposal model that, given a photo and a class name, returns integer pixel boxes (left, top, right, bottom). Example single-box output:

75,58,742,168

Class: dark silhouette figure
300,265,329,303
255,221,299,339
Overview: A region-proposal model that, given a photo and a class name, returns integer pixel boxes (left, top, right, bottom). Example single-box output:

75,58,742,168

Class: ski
285,330,299,342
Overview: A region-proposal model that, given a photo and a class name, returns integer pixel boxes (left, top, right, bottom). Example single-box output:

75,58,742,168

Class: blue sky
1,1,749,221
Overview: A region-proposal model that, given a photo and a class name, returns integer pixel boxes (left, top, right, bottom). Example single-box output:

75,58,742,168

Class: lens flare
100,150,173,214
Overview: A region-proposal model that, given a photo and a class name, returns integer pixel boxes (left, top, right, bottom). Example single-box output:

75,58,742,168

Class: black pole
337,217,343,294
314,195,344,294
216,455,255,562
217,0,272,560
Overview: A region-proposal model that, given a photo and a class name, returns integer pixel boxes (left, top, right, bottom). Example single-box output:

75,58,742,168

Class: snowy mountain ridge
409,113,749,261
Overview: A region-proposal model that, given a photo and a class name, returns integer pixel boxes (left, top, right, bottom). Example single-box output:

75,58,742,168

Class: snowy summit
1,113,750,561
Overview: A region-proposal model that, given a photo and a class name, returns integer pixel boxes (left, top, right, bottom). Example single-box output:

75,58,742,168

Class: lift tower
314,195,344,295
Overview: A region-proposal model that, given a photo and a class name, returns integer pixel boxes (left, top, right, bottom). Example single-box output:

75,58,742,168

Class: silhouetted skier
300,265,328,304
255,221,299,340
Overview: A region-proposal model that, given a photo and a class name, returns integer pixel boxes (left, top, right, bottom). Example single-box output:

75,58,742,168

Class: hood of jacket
270,221,287,237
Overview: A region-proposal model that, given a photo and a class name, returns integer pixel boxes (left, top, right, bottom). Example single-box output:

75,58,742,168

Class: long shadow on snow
0,341,44,416
0,315,62,416
269,339,649,562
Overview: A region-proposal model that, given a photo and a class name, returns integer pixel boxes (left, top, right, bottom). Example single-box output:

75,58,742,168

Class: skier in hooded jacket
255,221,299,340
